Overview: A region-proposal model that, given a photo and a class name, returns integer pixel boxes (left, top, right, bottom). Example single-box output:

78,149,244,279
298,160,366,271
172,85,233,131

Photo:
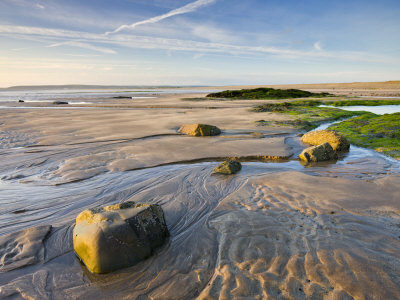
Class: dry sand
0,85,400,299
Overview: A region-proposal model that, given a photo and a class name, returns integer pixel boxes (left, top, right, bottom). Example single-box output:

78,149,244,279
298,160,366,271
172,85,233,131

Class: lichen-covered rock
299,142,338,163
73,201,168,274
178,124,221,136
301,130,350,151
213,160,242,175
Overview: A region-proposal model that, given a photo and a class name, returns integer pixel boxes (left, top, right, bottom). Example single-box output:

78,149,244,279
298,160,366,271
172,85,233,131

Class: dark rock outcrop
299,142,338,163
213,160,242,175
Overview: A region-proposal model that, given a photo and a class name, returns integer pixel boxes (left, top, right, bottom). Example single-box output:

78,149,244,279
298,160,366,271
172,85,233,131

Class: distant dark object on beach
53,101,69,105
18,100,24,103
207,88,332,100
113,96,132,99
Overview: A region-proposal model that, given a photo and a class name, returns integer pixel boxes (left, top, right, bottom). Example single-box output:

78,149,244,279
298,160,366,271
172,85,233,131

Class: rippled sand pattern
199,172,400,299
1,167,400,299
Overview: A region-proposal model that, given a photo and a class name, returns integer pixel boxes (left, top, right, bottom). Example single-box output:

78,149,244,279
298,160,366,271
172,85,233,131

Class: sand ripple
1,167,400,299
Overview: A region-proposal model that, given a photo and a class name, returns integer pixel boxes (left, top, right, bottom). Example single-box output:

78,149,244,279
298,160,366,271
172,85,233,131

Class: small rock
73,201,169,274
299,142,338,163
178,124,221,136
301,130,349,151
250,132,264,138
18,100,24,103
53,101,68,105
213,160,242,175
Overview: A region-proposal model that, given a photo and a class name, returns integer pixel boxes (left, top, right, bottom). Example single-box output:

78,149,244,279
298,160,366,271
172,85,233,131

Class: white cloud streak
105,0,216,35
48,41,116,54
0,25,399,65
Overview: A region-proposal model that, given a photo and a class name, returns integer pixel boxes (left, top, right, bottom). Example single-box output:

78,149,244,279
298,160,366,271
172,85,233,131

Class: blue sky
0,0,399,87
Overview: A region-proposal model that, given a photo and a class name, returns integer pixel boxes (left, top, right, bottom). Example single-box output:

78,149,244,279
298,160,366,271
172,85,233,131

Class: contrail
105,0,216,35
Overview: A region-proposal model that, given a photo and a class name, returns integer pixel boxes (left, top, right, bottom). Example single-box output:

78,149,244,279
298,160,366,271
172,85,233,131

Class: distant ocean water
0,87,218,103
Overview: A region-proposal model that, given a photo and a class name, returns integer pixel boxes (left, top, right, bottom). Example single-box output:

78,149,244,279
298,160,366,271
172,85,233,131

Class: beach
1,83,400,299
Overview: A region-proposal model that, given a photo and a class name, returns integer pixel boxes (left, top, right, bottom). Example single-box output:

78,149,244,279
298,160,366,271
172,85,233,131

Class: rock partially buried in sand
250,132,264,138
73,201,169,274
301,130,350,151
53,101,68,105
299,142,338,163
213,160,242,175
178,124,221,136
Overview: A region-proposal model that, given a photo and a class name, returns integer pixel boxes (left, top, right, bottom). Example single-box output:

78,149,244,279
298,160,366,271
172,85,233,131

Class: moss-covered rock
213,160,242,175
299,142,338,163
178,124,221,136
73,201,168,274
207,88,332,100
301,130,350,151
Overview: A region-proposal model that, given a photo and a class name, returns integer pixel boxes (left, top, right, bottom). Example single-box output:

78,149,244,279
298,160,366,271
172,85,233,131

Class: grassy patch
207,88,332,100
324,99,400,106
252,101,366,130
328,113,400,159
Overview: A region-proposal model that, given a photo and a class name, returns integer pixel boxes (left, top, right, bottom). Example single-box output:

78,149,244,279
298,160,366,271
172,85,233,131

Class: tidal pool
319,104,400,114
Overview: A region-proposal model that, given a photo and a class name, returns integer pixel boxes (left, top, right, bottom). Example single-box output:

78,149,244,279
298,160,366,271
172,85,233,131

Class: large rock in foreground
213,160,242,175
299,142,338,163
178,124,221,136
301,130,350,151
73,202,169,274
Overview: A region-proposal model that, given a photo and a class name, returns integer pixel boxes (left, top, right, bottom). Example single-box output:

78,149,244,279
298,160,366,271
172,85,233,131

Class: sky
0,0,399,87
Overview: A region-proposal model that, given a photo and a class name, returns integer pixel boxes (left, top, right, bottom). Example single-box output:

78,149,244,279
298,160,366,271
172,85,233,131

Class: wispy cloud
313,41,322,51
105,0,217,35
1,25,399,65
48,41,116,54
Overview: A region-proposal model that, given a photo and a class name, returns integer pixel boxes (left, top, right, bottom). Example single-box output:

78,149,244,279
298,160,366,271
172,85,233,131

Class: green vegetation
325,99,400,106
328,113,400,159
207,88,332,100
252,100,365,130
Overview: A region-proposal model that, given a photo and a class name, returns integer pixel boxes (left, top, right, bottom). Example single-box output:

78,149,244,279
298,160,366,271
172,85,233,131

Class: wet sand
1,86,400,299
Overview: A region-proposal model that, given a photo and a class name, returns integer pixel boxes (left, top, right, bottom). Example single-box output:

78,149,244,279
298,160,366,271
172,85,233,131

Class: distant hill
214,81,400,91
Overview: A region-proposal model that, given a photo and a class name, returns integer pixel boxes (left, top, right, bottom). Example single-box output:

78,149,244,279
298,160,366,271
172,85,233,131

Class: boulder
299,142,338,163
250,132,264,138
53,101,68,105
73,201,169,274
178,124,221,136
301,130,349,151
18,100,24,103
213,160,242,175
